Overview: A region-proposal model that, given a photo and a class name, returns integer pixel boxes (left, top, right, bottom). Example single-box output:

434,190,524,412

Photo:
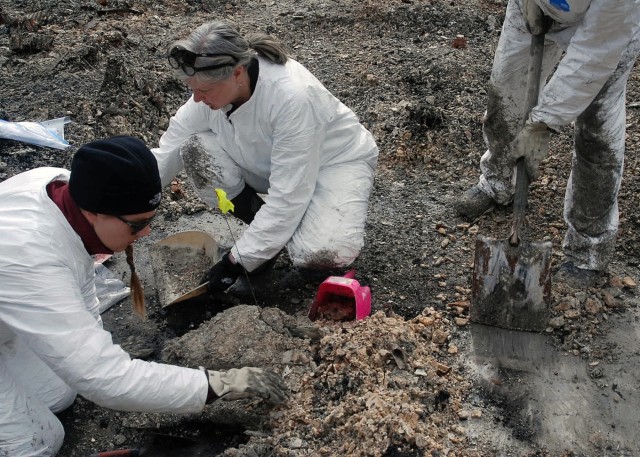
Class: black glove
202,252,244,293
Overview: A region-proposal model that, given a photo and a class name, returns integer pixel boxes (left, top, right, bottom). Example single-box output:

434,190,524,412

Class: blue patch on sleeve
550,0,570,12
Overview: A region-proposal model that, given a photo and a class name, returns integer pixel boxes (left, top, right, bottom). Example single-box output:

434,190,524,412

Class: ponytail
246,33,288,64
125,244,146,319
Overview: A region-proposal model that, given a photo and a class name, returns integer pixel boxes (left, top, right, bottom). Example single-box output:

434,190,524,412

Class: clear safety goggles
167,46,238,76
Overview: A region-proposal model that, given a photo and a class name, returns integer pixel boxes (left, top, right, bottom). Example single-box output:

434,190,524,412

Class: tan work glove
523,0,548,35
206,367,288,404
509,119,550,180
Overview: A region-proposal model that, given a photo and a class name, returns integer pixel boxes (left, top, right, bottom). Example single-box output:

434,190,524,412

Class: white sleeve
232,93,324,271
0,260,207,414
153,97,214,188
531,0,640,130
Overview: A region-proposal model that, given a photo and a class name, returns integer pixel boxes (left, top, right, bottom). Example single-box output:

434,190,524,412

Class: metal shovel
470,31,552,332
149,231,219,308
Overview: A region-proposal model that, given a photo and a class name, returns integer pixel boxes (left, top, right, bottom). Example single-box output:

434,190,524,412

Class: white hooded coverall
0,168,207,457
477,0,640,270
153,56,379,272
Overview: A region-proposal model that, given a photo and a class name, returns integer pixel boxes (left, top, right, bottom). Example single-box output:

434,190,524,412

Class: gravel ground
1,0,639,455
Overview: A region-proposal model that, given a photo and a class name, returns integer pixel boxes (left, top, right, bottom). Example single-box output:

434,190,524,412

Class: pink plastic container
308,269,371,321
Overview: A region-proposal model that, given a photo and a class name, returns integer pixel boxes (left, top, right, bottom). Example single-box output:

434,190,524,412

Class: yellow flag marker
215,188,235,214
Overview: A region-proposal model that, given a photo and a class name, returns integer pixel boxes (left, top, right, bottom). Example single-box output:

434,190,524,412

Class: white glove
523,0,547,35
206,367,288,403
509,119,550,180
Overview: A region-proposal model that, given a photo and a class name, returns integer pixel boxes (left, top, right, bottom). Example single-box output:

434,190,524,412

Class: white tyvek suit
477,0,640,270
153,57,379,272
0,168,207,456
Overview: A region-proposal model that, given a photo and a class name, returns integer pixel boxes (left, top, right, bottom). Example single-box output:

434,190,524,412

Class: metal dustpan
149,231,219,308
308,269,371,321
470,31,552,332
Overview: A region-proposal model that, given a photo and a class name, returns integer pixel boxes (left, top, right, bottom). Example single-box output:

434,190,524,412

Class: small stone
433,361,451,376
454,317,468,326
602,291,618,308
549,316,565,328
289,438,304,449
365,73,378,85
452,34,467,49
432,329,449,344
609,276,624,288
622,277,637,289
554,301,572,312
414,433,428,449
564,309,581,319
589,367,604,379
585,298,603,315
418,316,435,326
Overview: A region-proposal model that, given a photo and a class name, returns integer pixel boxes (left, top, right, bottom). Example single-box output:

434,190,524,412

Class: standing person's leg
0,339,68,456
456,0,563,217
563,39,640,272
287,160,376,269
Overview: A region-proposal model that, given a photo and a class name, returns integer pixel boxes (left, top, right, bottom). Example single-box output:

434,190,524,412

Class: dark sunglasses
168,46,238,76
115,213,156,234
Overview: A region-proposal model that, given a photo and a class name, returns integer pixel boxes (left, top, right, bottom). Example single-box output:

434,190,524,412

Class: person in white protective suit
0,136,287,457
454,0,640,285
153,20,379,294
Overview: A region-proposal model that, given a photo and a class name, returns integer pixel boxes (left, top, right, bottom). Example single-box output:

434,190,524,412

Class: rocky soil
1,0,639,456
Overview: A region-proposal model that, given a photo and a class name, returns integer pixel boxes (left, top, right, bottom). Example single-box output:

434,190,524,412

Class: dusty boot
231,185,265,225
554,261,601,289
454,185,495,219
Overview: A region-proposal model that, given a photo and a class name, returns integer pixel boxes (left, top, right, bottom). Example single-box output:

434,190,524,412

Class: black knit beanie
69,136,162,215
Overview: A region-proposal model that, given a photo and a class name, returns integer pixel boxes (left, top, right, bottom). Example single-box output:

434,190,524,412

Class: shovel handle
509,32,546,246
510,160,530,246
88,450,140,457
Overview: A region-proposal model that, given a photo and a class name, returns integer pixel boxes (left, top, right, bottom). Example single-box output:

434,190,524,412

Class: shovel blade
149,231,219,308
471,235,552,332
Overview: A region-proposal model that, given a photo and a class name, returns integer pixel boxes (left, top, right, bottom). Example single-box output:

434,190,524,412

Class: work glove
206,367,288,403
523,0,550,35
509,119,550,180
201,252,244,293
